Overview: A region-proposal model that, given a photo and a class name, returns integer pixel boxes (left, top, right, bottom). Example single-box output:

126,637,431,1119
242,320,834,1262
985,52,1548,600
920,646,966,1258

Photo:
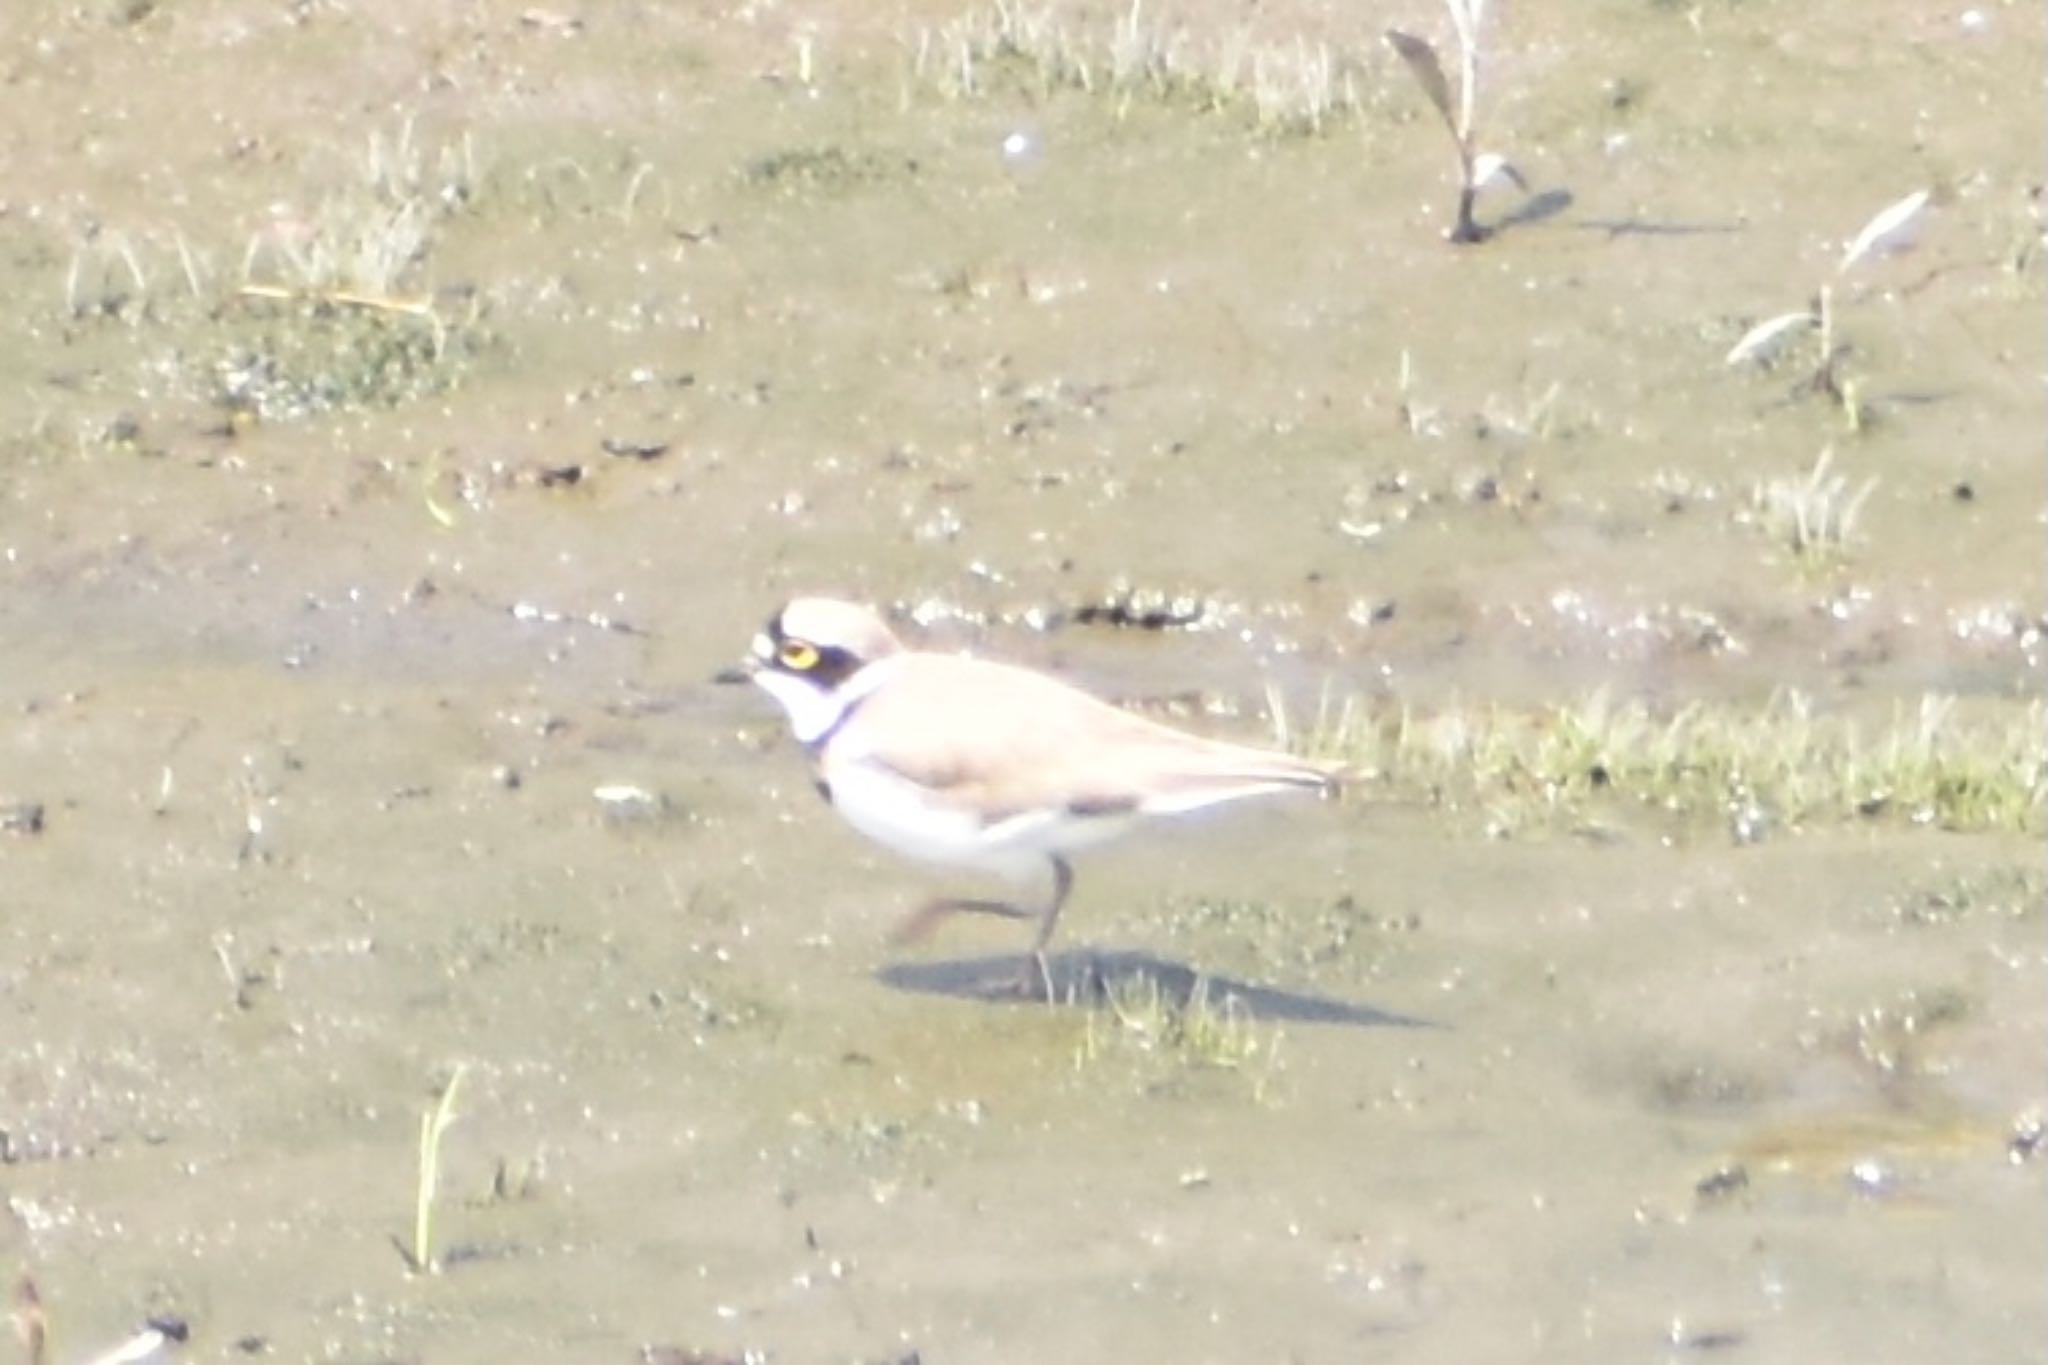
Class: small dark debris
199,410,251,441
536,463,586,487
1675,1327,1748,1352
1070,594,1209,632
640,1349,760,1365
145,1316,191,1343
518,8,583,32
601,437,670,461
1603,76,1646,113
1952,481,1974,502
1693,1164,1749,1202
439,1241,509,1268
1,801,45,834
106,413,145,451
1586,764,1610,788
2009,1111,2044,1164
230,965,268,1011
107,0,161,26
234,1335,271,1354
490,1158,520,1201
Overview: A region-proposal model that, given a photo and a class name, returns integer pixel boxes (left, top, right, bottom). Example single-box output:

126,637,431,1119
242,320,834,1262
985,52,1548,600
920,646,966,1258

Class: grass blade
1384,29,1458,142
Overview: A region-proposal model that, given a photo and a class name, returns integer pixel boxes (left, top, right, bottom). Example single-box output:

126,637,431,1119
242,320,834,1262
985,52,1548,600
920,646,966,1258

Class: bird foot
971,951,1061,1005
887,897,1030,947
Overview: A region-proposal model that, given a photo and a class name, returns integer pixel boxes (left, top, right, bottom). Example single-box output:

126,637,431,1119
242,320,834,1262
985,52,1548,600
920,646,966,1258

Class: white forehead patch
750,667,848,745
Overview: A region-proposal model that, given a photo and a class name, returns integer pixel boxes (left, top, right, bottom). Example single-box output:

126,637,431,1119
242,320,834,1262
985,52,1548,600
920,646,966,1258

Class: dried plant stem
412,1064,468,1274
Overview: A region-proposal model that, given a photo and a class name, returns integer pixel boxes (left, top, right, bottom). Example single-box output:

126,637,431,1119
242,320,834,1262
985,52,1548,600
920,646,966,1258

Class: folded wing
833,653,1340,825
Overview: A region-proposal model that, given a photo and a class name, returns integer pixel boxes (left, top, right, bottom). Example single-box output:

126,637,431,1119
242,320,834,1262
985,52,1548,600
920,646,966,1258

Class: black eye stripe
775,642,861,685
760,611,865,683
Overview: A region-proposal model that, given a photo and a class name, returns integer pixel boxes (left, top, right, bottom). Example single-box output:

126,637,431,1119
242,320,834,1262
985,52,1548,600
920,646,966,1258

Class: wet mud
1,1,2042,1360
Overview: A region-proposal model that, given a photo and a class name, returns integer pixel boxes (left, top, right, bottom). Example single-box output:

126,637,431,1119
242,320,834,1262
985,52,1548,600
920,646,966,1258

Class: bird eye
778,640,820,670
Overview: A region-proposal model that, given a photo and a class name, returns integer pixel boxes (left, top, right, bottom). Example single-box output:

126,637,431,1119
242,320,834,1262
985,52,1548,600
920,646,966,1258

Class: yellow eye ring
778,640,820,670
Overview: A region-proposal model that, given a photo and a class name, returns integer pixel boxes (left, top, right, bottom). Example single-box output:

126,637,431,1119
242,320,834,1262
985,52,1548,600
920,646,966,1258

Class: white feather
1725,310,1817,366
1840,188,1930,272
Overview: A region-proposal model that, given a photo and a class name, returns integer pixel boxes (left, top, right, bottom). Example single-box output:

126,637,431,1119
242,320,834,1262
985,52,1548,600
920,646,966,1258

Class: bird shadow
1485,185,1574,238
876,949,1436,1030
1570,212,1746,240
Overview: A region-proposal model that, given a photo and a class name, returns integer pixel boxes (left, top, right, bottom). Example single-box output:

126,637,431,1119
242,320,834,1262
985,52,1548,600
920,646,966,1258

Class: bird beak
711,633,774,685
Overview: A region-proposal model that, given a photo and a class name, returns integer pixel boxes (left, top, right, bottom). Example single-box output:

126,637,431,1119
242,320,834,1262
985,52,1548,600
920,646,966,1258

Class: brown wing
838,653,1337,823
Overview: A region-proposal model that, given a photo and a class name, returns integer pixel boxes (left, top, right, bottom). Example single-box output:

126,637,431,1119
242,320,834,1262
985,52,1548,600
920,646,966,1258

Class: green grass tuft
908,2,1372,134
1303,690,2046,837
1073,971,1284,1100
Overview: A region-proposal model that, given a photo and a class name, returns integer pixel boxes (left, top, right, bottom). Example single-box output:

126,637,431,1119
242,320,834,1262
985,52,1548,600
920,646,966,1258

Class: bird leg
887,896,1031,946
885,859,1075,1004
1019,856,1076,1004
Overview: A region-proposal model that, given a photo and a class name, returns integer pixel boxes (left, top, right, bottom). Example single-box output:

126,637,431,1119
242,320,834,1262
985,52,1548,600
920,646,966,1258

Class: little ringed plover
735,597,1342,995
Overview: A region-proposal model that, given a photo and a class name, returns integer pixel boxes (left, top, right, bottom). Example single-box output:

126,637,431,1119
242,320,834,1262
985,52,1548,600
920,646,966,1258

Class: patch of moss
743,145,918,194
211,296,490,421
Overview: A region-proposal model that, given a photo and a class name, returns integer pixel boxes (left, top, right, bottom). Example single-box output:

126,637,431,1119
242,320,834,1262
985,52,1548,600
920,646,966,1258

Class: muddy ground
1,1,2043,1361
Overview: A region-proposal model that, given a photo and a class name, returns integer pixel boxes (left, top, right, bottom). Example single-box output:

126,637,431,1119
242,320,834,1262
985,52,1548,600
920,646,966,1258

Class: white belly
823,759,1135,879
